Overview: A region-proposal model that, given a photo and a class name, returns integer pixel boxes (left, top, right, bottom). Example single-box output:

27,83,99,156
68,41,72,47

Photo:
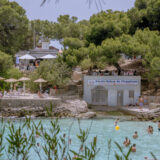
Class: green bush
29,60,71,92
6,67,22,79
0,51,13,76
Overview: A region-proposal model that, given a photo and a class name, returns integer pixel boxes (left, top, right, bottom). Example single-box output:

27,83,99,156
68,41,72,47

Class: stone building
83,75,141,106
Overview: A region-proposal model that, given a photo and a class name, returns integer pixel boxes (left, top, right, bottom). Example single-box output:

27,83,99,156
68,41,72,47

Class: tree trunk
114,63,121,75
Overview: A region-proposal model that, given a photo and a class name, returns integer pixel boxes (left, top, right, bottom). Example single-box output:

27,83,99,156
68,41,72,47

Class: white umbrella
19,54,35,60
5,78,18,91
40,54,57,59
19,77,30,94
34,78,47,92
19,54,36,69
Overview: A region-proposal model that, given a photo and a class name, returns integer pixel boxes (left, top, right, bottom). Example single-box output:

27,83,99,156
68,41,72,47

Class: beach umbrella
5,78,18,91
40,54,57,59
34,78,47,92
19,54,36,67
19,54,36,60
19,77,30,94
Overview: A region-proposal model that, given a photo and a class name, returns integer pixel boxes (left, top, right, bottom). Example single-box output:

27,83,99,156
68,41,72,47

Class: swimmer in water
125,139,131,147
114,118,119,126
123,137,128,146
133,131,138,139
123,137,130,147
147,126,151,134
131,144,136,152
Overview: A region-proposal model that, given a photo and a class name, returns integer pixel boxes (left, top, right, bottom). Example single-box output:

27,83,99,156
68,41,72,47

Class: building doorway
129,90,134,105
117,90,124,106
91,86,108,105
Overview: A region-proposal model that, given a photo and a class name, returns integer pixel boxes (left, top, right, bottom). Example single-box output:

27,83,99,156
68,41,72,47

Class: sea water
2,118,160,160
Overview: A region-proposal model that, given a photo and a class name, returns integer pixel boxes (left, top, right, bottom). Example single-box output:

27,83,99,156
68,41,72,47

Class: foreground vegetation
0,117,158,160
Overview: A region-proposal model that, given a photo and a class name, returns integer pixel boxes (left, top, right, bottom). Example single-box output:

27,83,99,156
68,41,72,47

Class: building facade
83,75,141,106
16,42,59,59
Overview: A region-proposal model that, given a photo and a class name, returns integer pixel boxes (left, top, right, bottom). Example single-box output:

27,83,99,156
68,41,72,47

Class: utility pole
33,21,36,49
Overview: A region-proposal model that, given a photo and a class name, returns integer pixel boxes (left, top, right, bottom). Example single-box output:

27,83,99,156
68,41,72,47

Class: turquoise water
2,118,160,160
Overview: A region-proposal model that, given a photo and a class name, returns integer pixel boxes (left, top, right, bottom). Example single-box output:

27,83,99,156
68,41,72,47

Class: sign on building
88,79,139,86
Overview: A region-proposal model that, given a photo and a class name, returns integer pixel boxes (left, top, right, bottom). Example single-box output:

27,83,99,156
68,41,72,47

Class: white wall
83,75,141,106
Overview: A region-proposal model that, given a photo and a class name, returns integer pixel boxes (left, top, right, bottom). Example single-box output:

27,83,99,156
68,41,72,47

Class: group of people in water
123,132,137,152
114,119,160,154
146,121,160,134
122,131,137,152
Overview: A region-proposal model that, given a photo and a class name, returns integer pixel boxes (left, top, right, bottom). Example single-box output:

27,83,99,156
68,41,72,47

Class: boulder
55,99,88,115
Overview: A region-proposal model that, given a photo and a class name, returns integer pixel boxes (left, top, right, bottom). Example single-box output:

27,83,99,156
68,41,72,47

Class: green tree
127,7,149,34
129,0,160,32
80,58,93,70
98,38,122,72
6,68,22,79
0,50,13,76
135,0,148,10
62,37,85,49
0,0,29,55
119,29,160,79
146,0,160,30
63,39,122,71
86,10,131,45
29,60,71,91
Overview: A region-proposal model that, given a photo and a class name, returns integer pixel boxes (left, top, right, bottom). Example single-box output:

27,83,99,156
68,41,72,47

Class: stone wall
0,98,61,109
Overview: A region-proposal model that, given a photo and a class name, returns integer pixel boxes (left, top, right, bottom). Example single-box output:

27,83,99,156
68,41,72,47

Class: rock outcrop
121,105,160,121
55,99,88,115
0,98,96,119
136,108,160,120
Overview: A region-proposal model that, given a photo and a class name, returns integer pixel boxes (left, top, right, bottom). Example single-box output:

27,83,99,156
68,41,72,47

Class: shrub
29,60,71,92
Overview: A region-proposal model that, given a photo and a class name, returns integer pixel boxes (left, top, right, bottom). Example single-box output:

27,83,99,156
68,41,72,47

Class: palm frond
41,0,106,10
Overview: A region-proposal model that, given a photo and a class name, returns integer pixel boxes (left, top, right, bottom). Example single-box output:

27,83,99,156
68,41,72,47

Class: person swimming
125,139,131,147
147,125,150,134
114,118,119,126
133,131,138,139
147,125,153,134
123,137,128,145
131,144,136,152
123,137,130,147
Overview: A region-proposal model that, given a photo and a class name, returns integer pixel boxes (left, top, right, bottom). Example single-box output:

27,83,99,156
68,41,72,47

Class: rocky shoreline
0,99,96,119
1,96,160,121
120,105,160,121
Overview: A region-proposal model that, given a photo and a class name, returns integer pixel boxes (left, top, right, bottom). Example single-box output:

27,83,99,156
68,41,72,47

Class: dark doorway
91,86,108,105
117,90,124,106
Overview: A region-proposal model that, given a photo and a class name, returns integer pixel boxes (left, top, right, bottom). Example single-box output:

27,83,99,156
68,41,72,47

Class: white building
83,75,141,106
